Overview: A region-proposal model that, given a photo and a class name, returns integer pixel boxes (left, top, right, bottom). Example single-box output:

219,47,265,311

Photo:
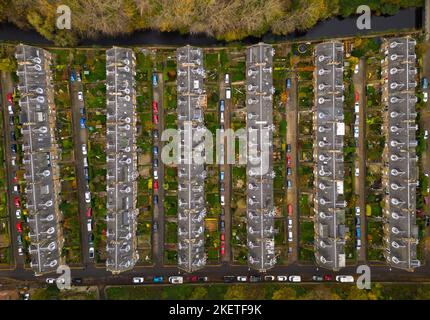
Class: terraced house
105,47,139,274
246,43,276,272
176,45,207,272
15,44,63,275
313,41,347,271
381,37,420,271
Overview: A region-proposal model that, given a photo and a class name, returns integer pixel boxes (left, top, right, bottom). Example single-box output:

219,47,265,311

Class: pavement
352,58,368,263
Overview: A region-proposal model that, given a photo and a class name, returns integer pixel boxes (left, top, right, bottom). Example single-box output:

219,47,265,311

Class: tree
190,287,208,300
272,287,297,300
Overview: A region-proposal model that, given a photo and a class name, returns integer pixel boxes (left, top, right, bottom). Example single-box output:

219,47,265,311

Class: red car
153,180,159,191
152,101,158,114
323,274,333,281
86,207,92,218
7,93,13,104
220,233,225,241
286,155,292,166
188,275,198,282
12,175,18,183
355,91,359,102
220,241,225,255
16,222,22,233
153,114,158,124
14,196,20,208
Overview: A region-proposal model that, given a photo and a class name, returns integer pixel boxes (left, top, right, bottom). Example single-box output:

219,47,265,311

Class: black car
152,221,159,231
10,131,16,141
153,195,158,204
11,144,17,153
220,208,225,217
72,278,83,284
223,276,235,283
287,167,292,175
198,276,208,282
153,159,158,167
250,276,261,282
84,167,89,180
88,233,94,244
153,129,159,139
286,144,292,153
9,116,14,126
220,220,225,231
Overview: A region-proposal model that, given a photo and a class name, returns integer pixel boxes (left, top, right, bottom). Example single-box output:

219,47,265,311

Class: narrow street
220,76,232,264
152,72,165,267
0,71,25,270
68,72,92,267
352,58,368,263
286,71,299,262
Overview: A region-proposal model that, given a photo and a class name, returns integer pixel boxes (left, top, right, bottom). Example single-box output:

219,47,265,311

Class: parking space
105,47,139,273
176,46,207,272
313,42,347,271
15,44,63,275
246,43,276,272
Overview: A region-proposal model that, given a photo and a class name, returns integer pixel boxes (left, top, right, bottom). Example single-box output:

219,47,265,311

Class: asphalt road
69,75,93,267
286,71,299,262
352,58,368,263
220,76,232,264
0,71,25,270
152,72,165,267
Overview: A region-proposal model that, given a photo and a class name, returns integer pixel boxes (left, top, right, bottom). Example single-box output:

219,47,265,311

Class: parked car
223,276,235,283
80,118,86,129
7,104,13,115
286,144,291,153
86,207,92,218
220,220,225,232
286,78,291,89
14,197,20,208
85,191,91,203
289,275,301,283
336,275,354,283
153,180,159,191
220,171,224,181
220,241,225,255
250,276,261,282
422,77,429,89
264,275,275,281
356,226,361,238
11,144,17,153
188,275,199,282
132,277,144,284
152,72,158,86
153,276,163,283
152,101,158,113
153,158,158,167
354,102,360,113
70,71,76,82
323,274,333,281
9,116,14,126
82,144,87,155
354,167,360,177
288,204,293,216
355,207,360,216
46,278,56,284
153,195,158,204
219,100,225,112
169,276,183,284
312,275,323,282
17,235,22,244
288,231,293,242
237,276,247,282
18,246,23,256
220,233,225,241
7,93,13,103
153,170,158,180
77,91,83,101
153,146,158,156
83,157,88,168
355,91,359,102
224,73,230,84
287,180,292,189
226,88,231,99
152,221,158,232
152,114,159,124
199,276,208,282
87,219,92,232
287,167,292,175
286,155,291,166
15,209,21,219
424,91,428,103
153,129,159,139
16,222,22,233
354,64,359,74
220,194,225,206
89,246,95,259
277,275,288,282
88,233,94,244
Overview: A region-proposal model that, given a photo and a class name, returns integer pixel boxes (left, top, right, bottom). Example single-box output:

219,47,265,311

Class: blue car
153,276,163,283
70,71,76,82
423,77,429,90
152,73,158,86
153,146,158,156
220,171,224,181
219,100,225,112
80,118,86,129
286,78,291,89
356,226,361,238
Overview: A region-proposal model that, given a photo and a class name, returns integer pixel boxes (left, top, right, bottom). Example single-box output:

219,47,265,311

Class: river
0,7,422,47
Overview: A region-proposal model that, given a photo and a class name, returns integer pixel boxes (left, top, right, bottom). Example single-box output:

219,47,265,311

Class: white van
226,88,231,100
220,112,224,123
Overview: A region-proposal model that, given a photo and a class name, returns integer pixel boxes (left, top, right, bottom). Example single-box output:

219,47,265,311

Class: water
0,7,422,47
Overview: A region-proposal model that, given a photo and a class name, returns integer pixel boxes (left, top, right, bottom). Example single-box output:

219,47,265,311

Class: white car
11,159,16,166
225,73,230,84
46,278,56,284
354,64,359,74
169,276,183,284
220,195,225,206
82,144,87,155
277,275,288,282
288,219,292,228
355,207,360,216
89,246,95,259
85,191,91,203
355,167,360,177
424,91,428,103
354,102,359,113
15,209,21,219
424,130,428,140
289,275,301,283
288,231,293,242
56,277,66,284
237,276,247,282
220,112,224,123
336,275,354,283
154,170,158,180
8,104,13,115
78,91,83,101
226,88,231,100
83,157,88,168
133,277,144,284
87,219,92,232
264,275,275,281
18,247,23,256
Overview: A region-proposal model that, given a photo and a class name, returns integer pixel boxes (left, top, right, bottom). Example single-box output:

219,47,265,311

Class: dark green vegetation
105,283,430,300
0,0,423,45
